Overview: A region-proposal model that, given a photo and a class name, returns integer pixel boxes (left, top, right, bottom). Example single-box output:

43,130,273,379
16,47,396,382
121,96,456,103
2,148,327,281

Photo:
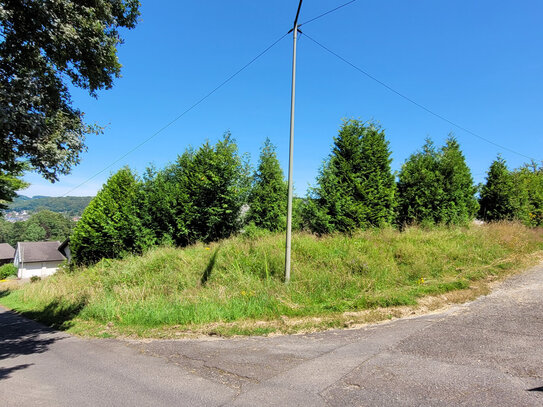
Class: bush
0,263,17,279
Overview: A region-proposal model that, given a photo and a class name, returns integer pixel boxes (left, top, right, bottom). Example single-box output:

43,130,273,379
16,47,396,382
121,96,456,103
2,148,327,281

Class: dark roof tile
17,241,66,263
0,243,15,260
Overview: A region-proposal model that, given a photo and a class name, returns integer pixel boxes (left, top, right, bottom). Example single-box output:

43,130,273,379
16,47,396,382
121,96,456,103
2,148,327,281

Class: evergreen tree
247,138,288,231
397,137,477,225
305,119,396,234
397,139,443,226
439,137,478,224
71,167,153,265
511,161,543,226
479,156,518,221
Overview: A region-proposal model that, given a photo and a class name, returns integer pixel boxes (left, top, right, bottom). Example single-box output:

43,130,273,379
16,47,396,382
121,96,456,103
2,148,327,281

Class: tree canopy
478,156,518,222
304,119,396,234
247,138,287,231
71,167,151,265
397,137,477,226
0,0,140,203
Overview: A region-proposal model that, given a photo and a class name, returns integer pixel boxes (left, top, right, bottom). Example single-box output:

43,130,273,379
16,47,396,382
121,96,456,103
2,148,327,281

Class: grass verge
1,222,542,338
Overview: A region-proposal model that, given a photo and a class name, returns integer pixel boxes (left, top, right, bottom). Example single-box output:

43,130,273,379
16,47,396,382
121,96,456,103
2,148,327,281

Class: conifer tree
439,137,478,224
397,139,443,225
478,156,518,221
512,162,543,226
247,138,287,231
305,119,396,234
71,167,153,265
397,137,477,225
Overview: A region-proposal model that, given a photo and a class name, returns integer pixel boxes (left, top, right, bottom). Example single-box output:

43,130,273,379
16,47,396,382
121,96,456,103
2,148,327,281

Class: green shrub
0,263,17,279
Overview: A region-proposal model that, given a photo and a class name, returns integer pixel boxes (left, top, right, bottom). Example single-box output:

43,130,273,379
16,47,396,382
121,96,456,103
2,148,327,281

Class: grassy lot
1,223,542,338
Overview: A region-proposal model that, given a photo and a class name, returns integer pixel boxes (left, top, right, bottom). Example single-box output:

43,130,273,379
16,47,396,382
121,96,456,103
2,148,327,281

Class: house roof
17,241,66,263
0,243,15,260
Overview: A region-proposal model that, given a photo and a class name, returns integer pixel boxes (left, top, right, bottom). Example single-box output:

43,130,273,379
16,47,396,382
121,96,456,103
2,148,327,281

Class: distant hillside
6,195,93,216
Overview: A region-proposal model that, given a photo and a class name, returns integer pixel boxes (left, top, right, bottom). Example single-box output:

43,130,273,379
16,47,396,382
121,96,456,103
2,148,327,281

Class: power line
62,32,289,197
302,32,539,162
299,0,358,27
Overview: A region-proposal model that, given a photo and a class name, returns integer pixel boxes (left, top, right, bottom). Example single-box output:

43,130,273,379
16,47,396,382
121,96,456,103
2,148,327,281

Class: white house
14,241,66,279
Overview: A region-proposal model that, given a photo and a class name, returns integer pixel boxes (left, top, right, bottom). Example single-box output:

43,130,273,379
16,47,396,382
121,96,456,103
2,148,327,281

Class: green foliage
19,223,47,243
0,210,74,246
479,156,518,221
139,166,178,246
247,138,288,231
30,276,41,283
512,162,543,226
438,137,478,224
165,133,251,245
0,1,139,206
0,167,29,211
6,196,92,216
305,119,396,234
71,167,153,265
0,263,17,280
397,137,477,226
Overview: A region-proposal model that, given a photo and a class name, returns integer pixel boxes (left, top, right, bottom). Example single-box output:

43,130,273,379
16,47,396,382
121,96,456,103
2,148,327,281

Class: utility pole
285,0,303,283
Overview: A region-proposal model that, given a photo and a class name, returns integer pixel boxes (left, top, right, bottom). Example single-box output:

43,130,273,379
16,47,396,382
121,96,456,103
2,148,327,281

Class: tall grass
1,223,542,336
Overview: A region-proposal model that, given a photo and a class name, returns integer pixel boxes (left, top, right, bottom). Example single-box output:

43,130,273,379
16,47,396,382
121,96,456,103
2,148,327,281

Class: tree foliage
0,209,73,246
478,156,518,222
71,167,151,265
247,138,287,231
513,162,543,226
0,0,140,204
0,166,28,211
164,133,251,245
397,137,477,226
304,119,396,234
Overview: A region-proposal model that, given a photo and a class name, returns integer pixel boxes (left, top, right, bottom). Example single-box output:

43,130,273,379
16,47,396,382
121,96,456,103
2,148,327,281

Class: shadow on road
0,295,70,380
0,289,86,331
528,386,543,392
0,306,64,361
0,364,34,380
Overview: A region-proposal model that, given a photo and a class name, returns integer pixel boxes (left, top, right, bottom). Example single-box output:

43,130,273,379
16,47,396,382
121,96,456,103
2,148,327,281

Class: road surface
1,264,543,406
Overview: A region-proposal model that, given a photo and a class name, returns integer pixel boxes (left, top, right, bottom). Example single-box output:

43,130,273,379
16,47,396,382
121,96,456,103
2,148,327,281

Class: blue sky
20,0,543,197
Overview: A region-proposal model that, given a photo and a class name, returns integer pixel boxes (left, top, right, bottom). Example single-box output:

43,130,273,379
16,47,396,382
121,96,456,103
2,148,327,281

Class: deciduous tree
0,0,140,204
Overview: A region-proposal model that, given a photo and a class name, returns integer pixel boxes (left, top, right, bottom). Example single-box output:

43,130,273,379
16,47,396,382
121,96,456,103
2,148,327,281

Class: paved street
1,264,543,406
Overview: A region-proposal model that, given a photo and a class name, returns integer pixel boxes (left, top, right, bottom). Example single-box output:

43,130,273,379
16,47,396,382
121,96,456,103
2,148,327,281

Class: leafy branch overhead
0,0,140,187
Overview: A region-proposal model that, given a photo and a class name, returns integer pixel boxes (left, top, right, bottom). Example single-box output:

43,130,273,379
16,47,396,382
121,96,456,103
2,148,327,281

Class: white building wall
18,261,63,279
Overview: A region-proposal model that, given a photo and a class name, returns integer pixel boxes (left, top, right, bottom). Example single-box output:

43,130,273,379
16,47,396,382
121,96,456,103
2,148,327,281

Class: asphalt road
1,264,543,406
